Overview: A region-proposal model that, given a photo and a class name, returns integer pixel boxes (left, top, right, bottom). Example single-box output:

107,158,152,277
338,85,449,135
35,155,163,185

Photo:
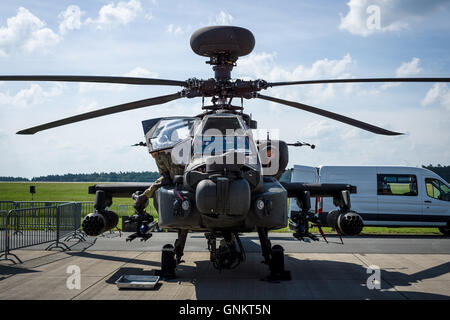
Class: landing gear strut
206,231,245,270
174,229,188,264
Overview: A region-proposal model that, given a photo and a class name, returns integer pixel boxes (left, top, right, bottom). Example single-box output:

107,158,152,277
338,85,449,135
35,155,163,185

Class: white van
288,165,450,235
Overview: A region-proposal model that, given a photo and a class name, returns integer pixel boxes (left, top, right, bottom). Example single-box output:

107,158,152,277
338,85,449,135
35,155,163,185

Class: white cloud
239,52,354,81
124,66,158,78
0,7,60,56
381,57,422,89
0,84,64,108
167,24,184,35
58,5,84,35
77,101,99,113
238,52,354,103
79,67,157,92
144,12,153,21
236,52,276,79
421,83,450,110
298,120,338,140
167,11,233,37
396,57,421,77
339,0,450,36
86,0,143,28
210,11,234,25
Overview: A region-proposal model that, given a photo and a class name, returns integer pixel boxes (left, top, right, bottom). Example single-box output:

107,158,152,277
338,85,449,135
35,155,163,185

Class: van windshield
426,178,450,201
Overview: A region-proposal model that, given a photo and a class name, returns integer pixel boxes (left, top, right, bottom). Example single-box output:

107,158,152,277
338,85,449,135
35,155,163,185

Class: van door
319,166,378,225
376,172,422,226
422,176,450,226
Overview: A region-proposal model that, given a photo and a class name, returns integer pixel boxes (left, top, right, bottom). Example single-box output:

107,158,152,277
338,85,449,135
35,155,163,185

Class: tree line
422,165,450,183
0,165,449,183
0,171,160,182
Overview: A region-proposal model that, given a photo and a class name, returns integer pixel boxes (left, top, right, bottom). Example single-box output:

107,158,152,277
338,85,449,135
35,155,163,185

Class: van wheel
438,227,450,236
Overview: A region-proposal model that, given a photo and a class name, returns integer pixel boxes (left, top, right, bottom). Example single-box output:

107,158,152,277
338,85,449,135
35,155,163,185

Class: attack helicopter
2,26,449,279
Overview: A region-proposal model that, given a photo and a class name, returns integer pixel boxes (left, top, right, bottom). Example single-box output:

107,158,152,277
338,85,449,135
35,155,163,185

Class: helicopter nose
196,178,251,216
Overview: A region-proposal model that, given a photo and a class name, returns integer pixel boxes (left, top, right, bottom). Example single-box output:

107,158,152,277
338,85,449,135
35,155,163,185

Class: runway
1,232,449,300
15,231,450,254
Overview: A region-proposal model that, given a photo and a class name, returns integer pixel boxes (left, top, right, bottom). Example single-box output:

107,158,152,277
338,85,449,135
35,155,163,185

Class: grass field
0,182,157,230
0,182,444,235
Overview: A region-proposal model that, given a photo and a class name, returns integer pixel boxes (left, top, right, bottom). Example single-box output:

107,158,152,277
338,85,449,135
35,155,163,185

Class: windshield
426,178,450,201
148,118,194,152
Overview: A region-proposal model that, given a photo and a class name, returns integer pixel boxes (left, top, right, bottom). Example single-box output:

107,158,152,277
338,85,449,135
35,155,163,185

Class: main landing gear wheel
257,227,291,281
266,245,291,281
156,244,177,280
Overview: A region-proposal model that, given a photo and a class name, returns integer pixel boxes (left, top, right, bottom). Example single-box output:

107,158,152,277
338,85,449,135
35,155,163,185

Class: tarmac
1,232,449,300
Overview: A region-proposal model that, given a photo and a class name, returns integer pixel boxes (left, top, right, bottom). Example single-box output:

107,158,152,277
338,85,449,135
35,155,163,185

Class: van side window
425,178,450,201
377,174,418,196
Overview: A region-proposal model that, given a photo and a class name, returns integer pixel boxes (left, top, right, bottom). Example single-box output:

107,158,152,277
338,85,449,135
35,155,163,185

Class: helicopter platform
0,233,449,300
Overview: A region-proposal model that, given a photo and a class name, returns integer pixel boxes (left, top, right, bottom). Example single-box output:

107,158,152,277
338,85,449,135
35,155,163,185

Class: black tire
438,227,450,236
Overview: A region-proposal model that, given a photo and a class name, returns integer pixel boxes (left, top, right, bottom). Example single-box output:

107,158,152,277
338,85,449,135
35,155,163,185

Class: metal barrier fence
0,210,7,262
0,202,83,264
0,199,156,264
0,200,153,217
0,201,16,214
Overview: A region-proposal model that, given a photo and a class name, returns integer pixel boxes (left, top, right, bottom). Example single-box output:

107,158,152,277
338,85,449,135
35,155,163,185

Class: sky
0,0,449,179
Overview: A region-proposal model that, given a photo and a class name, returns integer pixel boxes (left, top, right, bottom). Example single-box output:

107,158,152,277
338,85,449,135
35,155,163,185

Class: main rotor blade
17,92,184,135
256,94,403,136
0,75,187,87
267,77,450,87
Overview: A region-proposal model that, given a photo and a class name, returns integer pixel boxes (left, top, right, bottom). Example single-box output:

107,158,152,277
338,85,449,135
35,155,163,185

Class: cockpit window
202,117,242,134
196,135,251,155
148,118,194,152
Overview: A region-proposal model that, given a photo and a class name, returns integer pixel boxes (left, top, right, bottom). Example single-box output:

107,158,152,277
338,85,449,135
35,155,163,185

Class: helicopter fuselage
149,111,288,232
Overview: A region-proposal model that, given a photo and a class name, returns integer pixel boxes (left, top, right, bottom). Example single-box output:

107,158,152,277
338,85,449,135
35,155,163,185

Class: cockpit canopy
142,117,195,153
190,114,260,170
142,114,261,170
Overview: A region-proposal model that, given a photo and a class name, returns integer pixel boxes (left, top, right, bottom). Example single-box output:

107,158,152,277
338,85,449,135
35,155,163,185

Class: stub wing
89,183,152,198
280,181,363,238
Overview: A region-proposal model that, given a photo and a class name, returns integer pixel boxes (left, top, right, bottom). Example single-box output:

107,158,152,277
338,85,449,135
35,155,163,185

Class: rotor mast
207,53,235,82
190,26,255,110
208,53,235,108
